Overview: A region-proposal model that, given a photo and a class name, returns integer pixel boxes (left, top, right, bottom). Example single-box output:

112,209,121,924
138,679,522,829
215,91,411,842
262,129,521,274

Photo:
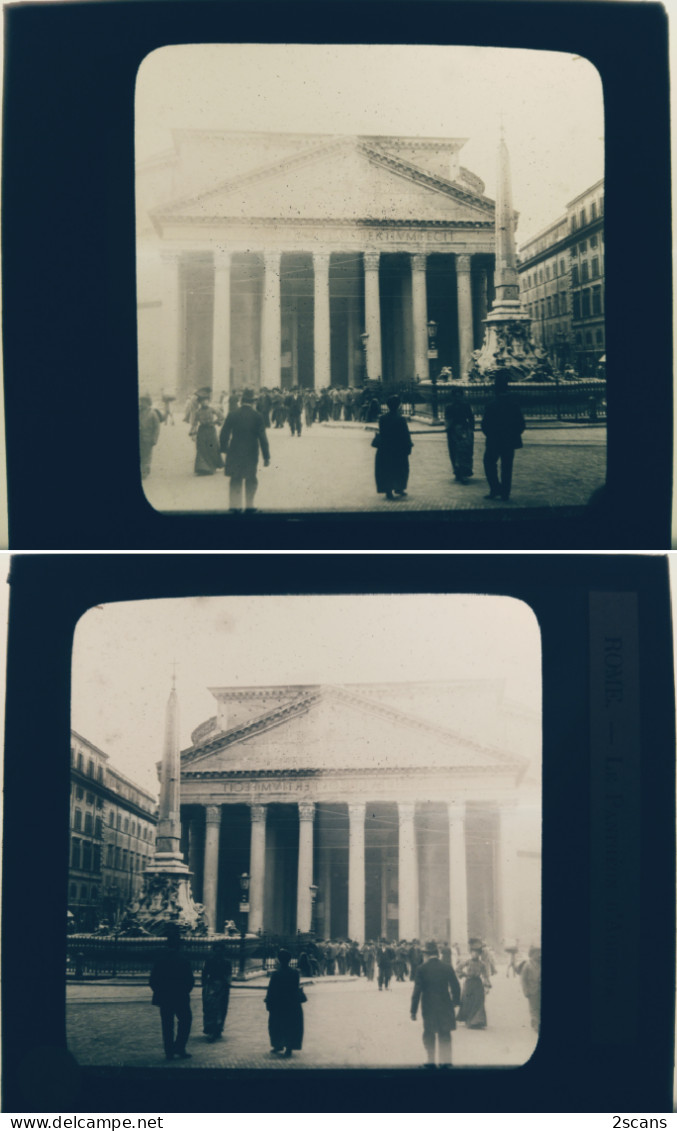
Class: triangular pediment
182,686,524,777
155,138,494,226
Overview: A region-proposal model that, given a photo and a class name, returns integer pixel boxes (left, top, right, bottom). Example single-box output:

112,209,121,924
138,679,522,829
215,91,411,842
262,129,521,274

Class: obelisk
469,128,553,382
129,671,207,934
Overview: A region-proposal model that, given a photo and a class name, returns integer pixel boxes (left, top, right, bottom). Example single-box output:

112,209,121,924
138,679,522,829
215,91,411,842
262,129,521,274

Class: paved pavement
142,418,605,515
66,970,538,1070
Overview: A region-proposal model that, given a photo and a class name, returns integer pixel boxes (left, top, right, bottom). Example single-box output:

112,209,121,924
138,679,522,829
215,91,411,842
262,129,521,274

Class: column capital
456,253,472,274
447,800,466,822
363,250,380,272
348,801,365,822
298,800,316,823
263,250,281,270
250,803,267,824
411,253,427,273
313,251,331,271
398,801,416,822
205,805,222,826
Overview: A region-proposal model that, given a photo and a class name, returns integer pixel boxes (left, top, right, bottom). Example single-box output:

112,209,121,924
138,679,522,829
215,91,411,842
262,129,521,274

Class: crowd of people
139,369,527,508
148,926,540,1068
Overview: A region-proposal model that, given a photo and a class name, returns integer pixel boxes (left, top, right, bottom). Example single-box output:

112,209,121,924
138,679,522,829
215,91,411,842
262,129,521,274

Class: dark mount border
3,553,674,1111
2,1,672,549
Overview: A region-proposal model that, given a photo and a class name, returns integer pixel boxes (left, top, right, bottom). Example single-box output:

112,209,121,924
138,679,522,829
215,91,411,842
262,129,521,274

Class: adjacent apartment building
518,178,604,377
69,731,158,931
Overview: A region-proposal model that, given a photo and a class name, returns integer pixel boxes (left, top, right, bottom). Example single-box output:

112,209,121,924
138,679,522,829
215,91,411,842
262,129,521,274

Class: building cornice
183,764,522,781
518,216,604,272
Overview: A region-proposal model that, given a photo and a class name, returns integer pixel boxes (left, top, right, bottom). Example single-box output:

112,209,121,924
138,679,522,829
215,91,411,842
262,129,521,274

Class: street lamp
360,332,369,384
238,871,250,978
427,319,439,421
309,884,319,936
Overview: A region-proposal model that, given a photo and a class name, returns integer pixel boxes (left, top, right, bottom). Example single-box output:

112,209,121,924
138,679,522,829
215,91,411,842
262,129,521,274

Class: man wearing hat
219,388,270,513
148,924,195,1060
410,940,461,1069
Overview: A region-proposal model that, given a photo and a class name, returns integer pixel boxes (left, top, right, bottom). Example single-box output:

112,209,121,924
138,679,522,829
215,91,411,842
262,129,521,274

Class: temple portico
159,245,495,399
138,133,500,397
176,682,540,948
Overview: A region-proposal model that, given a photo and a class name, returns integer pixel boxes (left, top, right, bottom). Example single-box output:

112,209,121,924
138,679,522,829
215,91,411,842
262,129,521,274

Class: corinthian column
261,250,281,387
398,802,418,940
248,804,267,935
296,801,315,933
202,805,222,934
348,802,366,943
363,250,382,381
313,252,331,389
160,250,182,393
456,254,474,379
411,254,429,382
448,801,468,949
212,250,231,400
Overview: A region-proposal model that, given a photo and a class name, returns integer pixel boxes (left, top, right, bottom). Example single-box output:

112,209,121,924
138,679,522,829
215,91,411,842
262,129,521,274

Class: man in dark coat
149,924,195,1060
219,388,270,513
374,395,413,500
139,396,160,479
481,369,526,502
285,390,303,436
411,940,461,1069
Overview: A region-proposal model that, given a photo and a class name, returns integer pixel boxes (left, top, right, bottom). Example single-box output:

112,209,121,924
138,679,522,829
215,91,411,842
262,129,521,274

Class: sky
135,43,604,245
71,593,542,797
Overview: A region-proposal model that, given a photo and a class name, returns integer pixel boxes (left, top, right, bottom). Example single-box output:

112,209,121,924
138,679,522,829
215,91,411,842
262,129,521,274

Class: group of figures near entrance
139,367,527,509
148,927,541,1068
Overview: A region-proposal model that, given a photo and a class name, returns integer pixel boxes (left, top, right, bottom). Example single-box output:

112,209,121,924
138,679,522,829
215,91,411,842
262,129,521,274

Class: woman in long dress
444,386,475,483
264,948,305,1058
193,400,224,475
201,940,232,1041
374,394,413,500
457,946,492,1029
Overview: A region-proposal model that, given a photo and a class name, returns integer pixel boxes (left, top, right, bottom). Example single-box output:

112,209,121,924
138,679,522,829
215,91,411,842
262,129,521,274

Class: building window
86,792,94,806
107,844,113,866
591,201,597,220
122,849,128,870
581,262,589,283
109,811,114,826
546,296,552,317
115,847,121,869
580,207,586,226
592,286,602,315
117,814,121,830
93,845,102,873
76,785,84,800
71,838,81,868
572,265,579,286
590,234,598,248
571,216,577,232
591,258,599,278
124,818,129,833
83,842,92,871
582,290,591,318
84,813,93,835
560,259,566,275
573,294,581,320
596,329,603,344
77,752,84,771
95,816,103,839
560,292,568,314
571,245,577,257
545,265,550,280
578,241,587,255
74,809,83,831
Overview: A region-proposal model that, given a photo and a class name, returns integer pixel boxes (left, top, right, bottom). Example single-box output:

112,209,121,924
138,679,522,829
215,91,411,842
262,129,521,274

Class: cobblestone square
142,419,605,516
67,973,538,1072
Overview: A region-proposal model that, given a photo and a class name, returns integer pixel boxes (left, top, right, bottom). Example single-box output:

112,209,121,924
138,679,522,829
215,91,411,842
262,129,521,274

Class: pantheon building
178,681,541,948
136,132,499,397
